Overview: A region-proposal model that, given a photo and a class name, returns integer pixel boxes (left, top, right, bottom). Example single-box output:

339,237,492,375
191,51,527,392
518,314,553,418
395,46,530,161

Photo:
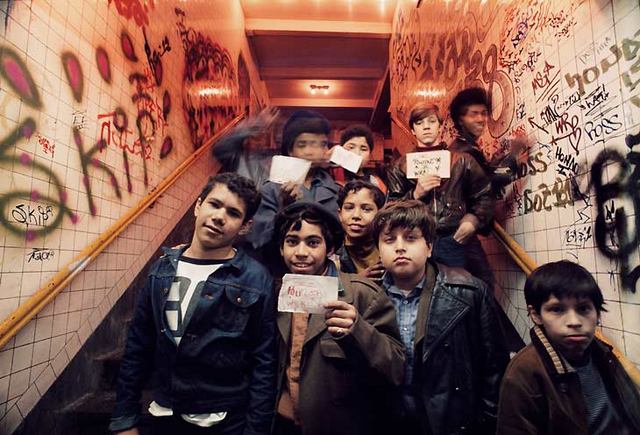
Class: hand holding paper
324,300,357,337
269,155,312,184
330,146,363,174
278,274,339,314
406,150,451,179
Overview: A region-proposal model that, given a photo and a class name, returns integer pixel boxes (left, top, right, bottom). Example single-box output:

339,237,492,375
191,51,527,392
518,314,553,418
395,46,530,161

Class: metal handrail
0,114,245,349
390,113,640,386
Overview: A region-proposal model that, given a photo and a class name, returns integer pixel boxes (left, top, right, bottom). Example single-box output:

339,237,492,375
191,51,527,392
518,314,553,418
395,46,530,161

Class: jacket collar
529,325,614,376
159,244,246,275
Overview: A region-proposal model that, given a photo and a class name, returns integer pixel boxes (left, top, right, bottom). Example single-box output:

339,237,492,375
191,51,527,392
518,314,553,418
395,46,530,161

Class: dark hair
372,200,435,244
409,103,443,129
281,110,331,156
274,202,344,253
198,173,261,222
340,124,374,151
337,180,385,209
449,87,491,132
524,260,606,314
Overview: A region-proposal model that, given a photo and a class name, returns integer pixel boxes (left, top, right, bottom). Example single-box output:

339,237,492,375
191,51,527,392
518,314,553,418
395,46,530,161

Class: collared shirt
382,274,424,389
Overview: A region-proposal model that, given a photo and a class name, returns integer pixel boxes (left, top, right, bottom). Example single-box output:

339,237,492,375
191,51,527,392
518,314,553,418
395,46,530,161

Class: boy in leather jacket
110,173,277,435
374,200,509,435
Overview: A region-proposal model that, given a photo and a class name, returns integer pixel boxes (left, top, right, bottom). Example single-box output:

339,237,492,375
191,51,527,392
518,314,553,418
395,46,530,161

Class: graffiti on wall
175,7,240,149
391,0,640,292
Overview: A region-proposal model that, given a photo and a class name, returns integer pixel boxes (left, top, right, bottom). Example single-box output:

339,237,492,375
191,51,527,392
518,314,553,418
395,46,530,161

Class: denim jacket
110,246,277,434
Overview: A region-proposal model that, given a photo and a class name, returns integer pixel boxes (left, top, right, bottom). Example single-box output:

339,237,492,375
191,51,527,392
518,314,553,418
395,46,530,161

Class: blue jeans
431,235,494,289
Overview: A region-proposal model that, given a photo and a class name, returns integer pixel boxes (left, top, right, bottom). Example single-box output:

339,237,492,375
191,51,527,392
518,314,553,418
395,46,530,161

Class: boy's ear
527,305,542,325
194,198,202,217
238,219,253,236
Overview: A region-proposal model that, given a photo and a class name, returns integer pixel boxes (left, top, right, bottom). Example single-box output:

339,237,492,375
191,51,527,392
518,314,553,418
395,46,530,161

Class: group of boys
109,88,640,435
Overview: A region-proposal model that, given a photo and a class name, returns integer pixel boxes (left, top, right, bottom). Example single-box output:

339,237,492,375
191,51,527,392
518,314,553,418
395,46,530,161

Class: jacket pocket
320,338,353,404
203,285,260,334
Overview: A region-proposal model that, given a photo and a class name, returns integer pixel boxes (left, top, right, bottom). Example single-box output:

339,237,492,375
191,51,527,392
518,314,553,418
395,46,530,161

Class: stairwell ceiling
241,0,396,125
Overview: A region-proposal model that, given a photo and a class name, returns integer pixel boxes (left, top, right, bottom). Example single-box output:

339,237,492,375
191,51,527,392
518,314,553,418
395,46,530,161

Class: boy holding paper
388,103,495,287
273,202,405,435
110,173,276,435
332,124,387,194
246,110,340,254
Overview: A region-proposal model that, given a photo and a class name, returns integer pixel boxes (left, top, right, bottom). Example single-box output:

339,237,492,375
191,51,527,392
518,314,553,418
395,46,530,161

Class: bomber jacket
497,325,640,434
109,246,277,434
385,142,495,236
408,262,510,434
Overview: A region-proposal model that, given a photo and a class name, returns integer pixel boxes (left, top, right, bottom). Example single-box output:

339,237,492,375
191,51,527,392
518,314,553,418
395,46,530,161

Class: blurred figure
213,107,279,188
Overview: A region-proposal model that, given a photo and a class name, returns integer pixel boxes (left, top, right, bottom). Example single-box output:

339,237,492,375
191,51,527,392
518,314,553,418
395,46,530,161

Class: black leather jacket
414,263,510,434
384,142,495,235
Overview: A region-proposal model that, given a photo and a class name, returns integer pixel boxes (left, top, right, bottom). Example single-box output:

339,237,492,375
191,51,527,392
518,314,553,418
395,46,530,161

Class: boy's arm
475,287,511,431
244,278,278,435
109,280,157,433
246,182,280,251
464,156,495,235
496,368,543,435
337,288,406,387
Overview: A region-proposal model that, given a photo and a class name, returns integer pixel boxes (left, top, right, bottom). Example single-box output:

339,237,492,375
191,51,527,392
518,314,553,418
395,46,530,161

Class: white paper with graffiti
277,274,339,314
330,145,363,173
405,150,451,179
269,155,312,184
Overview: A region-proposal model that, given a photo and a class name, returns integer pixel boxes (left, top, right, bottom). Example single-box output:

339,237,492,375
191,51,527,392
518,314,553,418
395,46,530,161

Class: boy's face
529,295,599,362
412,114,441,147
193,183,250,250
290,133,329,166
342,136,371,166
280,220,328,275
459,103,488,139
339,188,379,241
378,225,431,283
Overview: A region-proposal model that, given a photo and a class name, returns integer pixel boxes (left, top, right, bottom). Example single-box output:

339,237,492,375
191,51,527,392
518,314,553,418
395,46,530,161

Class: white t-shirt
150,256,229,426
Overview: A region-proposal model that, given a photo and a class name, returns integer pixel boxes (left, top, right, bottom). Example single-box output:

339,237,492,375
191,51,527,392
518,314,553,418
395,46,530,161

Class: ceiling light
310,84,330,95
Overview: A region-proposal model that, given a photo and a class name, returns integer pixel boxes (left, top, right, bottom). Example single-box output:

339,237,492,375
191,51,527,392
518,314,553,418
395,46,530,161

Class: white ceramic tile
11,345,33,373
7,369,30,400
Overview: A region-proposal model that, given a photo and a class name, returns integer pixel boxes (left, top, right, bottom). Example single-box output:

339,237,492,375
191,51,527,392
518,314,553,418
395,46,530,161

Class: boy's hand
280,181,303,205
360,261,385,280
453,220,476,244
117,428,139,435
324,300,357,337
413,174,441,199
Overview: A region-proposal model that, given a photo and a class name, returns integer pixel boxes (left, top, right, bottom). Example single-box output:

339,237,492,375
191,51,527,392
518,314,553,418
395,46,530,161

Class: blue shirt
382,274,425,390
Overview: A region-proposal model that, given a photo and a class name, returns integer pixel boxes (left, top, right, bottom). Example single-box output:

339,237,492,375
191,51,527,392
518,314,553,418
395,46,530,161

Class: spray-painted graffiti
108,0,155,28
175,8,239,149
591,133,640,292
0,47,77,240
565,29,640,107
143,28,171,86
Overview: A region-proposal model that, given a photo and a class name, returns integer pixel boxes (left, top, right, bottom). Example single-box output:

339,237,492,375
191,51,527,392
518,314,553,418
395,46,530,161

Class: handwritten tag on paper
406,150,451,179
278,274,339,314
269,155,312,184
330,146,363,173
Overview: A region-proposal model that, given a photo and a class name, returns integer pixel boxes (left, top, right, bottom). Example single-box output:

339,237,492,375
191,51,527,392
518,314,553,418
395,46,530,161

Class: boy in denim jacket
110,173,276,435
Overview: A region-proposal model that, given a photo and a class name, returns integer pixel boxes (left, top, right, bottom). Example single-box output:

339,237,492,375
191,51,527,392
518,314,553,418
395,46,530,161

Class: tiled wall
0,0,267,432
390,0,640,364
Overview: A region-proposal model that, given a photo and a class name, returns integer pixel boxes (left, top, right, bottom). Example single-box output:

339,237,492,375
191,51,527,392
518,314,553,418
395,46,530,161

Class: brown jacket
497,325,640,435
275,272,405,435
